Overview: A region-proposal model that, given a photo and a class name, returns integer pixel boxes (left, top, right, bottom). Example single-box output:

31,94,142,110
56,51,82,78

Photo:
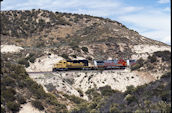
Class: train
52,59,136,71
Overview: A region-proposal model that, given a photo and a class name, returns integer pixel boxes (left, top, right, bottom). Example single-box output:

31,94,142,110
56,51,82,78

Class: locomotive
52,59,136,71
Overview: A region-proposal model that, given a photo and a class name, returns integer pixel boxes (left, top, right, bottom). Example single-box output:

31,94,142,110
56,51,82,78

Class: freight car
94,59,127,69
52,59,136,71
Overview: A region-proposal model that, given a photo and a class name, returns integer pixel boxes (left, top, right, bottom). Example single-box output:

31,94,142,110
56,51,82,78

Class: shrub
44,83,56,92
71,54,77,58
125,85,135,94
2,88,16,102
153,51,171,61
124,94,137,105
86,56,92,60
131,58,144,71
61,54,69,60
18,58,30,67
31,100,44,111
77,89,84,97
160,91,169,102
1,107,5,113
88,102,97,110
2,76,15,86
81,47,88,53
29,56,36,63
90,109,97,113
99,85,116,96
7,101,20,112
17,96,26,104
148,55,157,63
161,71,171,79
63,94,85,104
110,104,120,113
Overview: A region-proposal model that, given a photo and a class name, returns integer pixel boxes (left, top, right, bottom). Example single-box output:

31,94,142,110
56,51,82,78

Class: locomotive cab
53,60,68,71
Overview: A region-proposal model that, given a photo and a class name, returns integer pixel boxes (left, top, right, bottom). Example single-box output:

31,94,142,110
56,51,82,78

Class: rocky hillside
1,9,170,61
1,9,171,113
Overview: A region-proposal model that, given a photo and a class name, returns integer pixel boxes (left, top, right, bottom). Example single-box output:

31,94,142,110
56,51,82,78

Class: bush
76,89,84,97
31,100,44,111
71,54,77,58
161,71,171,79
63,94,85,104
61,54,69,59
153,51,171,61
131,58,144,71
1,107,5,113
18,58,30,67
110,104,120,113
124,94,137,104
17,96,26,104
148,55,157,63
81,47,88,53
7,101,20,112
99,85,116,96
86,56,92,60
2,76,15,86
2,88,16,102
29,56,36,63
125,85,135,94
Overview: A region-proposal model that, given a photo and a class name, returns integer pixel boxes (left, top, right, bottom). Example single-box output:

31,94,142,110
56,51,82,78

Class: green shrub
63,94,85,104
160,91,169,102
88,102,97,109
2,76,15,86
71,54,77,58
81,47,88,53
90,109,98,113
148,55,157,63
109,104,120,113
86,56,92,60
18,58,30,67
2,88,16,101
125,85,135,94
29,56,36,63
153,51,171,61
124,94,137,104
7,101,20,112
99,85,117,96
31,100,44,111
77,89,84,97
17,96,26,104
131,58,144,71
161,71,171,79
1,107,5,113
61,54,69,59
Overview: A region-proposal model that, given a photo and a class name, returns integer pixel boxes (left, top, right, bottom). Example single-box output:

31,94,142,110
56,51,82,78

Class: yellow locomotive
52,60,89,71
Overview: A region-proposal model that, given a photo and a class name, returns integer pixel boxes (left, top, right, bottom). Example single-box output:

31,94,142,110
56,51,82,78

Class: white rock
1,45,23,53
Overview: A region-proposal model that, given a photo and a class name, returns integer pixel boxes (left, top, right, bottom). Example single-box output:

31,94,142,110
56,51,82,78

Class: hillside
1,9,171,113
1,9,170,61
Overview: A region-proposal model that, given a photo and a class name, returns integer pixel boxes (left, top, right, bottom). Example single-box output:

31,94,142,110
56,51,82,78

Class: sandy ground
26,54,64,72
1,45,23,53
19,102,44,113
131,44,171,59
29,68,163,101
133,45,171,54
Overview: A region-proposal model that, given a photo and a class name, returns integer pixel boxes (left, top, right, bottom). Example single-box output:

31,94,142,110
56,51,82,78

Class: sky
1,0,171,45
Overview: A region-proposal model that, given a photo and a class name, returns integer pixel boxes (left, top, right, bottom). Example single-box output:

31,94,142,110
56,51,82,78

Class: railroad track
27,68,127,74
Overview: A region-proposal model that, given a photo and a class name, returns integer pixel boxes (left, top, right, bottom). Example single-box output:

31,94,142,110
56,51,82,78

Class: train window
96,61,104,63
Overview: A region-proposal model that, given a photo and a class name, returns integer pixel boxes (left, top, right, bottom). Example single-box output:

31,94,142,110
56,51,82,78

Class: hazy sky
1,0,171,45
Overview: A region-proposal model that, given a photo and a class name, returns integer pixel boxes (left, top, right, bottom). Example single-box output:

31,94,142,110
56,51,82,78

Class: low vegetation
1,55,67,113
70,71,171,112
